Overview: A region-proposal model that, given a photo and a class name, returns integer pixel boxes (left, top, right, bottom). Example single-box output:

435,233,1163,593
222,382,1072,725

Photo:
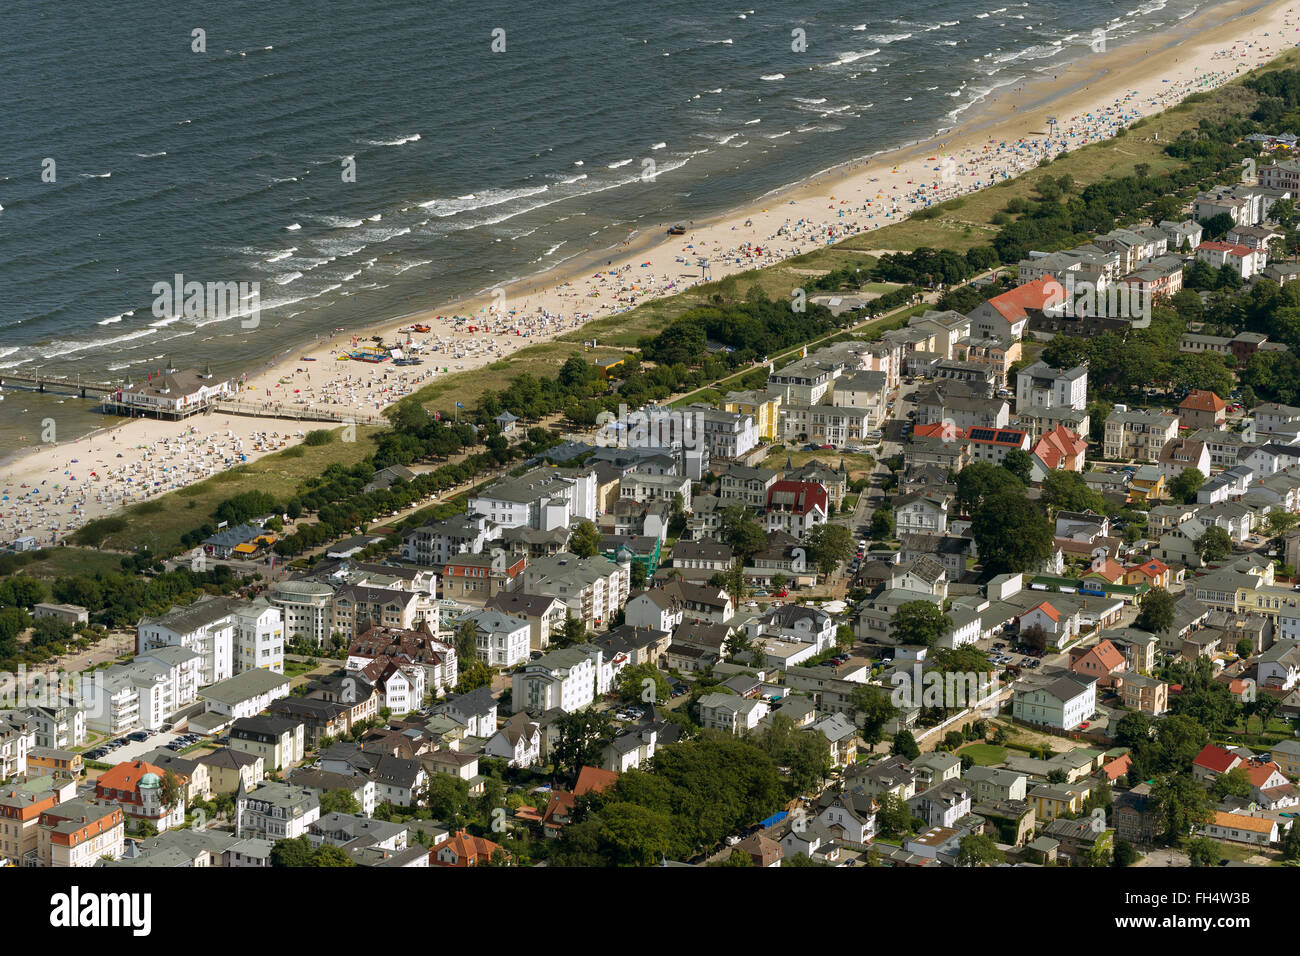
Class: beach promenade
1,0,1297,548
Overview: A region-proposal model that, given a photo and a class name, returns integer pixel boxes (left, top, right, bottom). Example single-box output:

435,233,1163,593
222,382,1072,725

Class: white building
462,608,532,669
468,465,598,531
269,580,334,647
1016,362,1088,411
511,646,600,715
697,693,769,734
232,598,285,675
136,596,238,685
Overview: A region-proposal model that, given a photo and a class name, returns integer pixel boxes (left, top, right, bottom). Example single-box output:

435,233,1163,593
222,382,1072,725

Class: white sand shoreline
2,0,1296,548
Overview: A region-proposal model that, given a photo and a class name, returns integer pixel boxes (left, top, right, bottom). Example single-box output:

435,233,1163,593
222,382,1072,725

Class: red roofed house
1178,390,1228,431
94,760,186,832
574,765,619,797
1084,556,1126,586
913,421,965,442
433,828,510,866
764,480,828,537
1020,600,1080,644
969,276,1068,340
1097,751,1133,784
1124,558,1171,590
1195,241,1267,279
1069,639,1127,688
1191,744,1243,785
1030,425,1087,477
1241,759,1299,809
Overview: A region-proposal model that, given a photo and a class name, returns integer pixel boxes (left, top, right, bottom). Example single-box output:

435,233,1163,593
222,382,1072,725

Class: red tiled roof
913,421,966,441
1179,390,1227,413
765,480,829,516
1197,241,1255,257
574,766,619,797
1192,744,1240,774
987,276,1067,321
1032,426,1086,470
1029,601,1060,622
1087,639,1126,673
1243,761,1284,787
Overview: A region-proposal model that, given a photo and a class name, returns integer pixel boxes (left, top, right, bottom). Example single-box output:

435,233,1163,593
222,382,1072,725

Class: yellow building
1128,465,1164,503
724,390,782,442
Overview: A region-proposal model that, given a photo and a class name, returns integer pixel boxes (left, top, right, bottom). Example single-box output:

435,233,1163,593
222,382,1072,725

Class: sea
0,0,1212,455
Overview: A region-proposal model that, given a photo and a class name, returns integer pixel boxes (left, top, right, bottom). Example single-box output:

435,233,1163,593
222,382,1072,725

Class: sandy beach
2,0,1297,548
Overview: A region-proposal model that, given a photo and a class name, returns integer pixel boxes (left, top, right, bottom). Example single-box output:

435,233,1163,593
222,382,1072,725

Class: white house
697,693,769,734
512,646,599,715
1011,675,1097,730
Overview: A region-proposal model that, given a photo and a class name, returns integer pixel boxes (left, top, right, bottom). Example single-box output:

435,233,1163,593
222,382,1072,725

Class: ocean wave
285,223,301,231
608,159,633,169
832,49,880,65
363,133,421,146
265,248,297,263
135,151,167,158
275,271,304,285
869,33,912,44
418,184,550,218
96,311,135,326
760,73,785,81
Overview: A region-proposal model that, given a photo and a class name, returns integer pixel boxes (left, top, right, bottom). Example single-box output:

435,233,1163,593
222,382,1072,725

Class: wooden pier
0,372,119,399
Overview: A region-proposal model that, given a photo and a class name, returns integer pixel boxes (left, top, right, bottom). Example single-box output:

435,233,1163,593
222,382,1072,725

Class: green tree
1148,773,1214,844
1112,839,1139,867
569,519,602,559
1283,818,1300,862
1195,525,1233,563
869,505,895,540
956,461,1025,513
752,713,832,795
319,788,361,815
616,662,672,706
719,505,767,562
1001,449,1034,484
310,844,357,867
957,832,1006,867
876,792,915,836
1186,835,1220,868
851,684,898,745
270,835,314,867
804,523,854,577
892,729,921,760
1040,470,1106,515
1167,467,1205,504
971,490,1053,574
455,620,479,664
551,709,617,785
890,601,952,648
424,775,471,827
1134,586,1175,634
1041,336,1090,371
1212,766,1252,801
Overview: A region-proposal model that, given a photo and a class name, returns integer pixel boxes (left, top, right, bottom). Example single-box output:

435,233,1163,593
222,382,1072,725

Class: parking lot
85,729,209,764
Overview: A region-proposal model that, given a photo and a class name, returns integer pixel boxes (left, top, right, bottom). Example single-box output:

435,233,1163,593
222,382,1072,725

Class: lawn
13,547,126,579
957,743,1008,766
84,425,385,554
